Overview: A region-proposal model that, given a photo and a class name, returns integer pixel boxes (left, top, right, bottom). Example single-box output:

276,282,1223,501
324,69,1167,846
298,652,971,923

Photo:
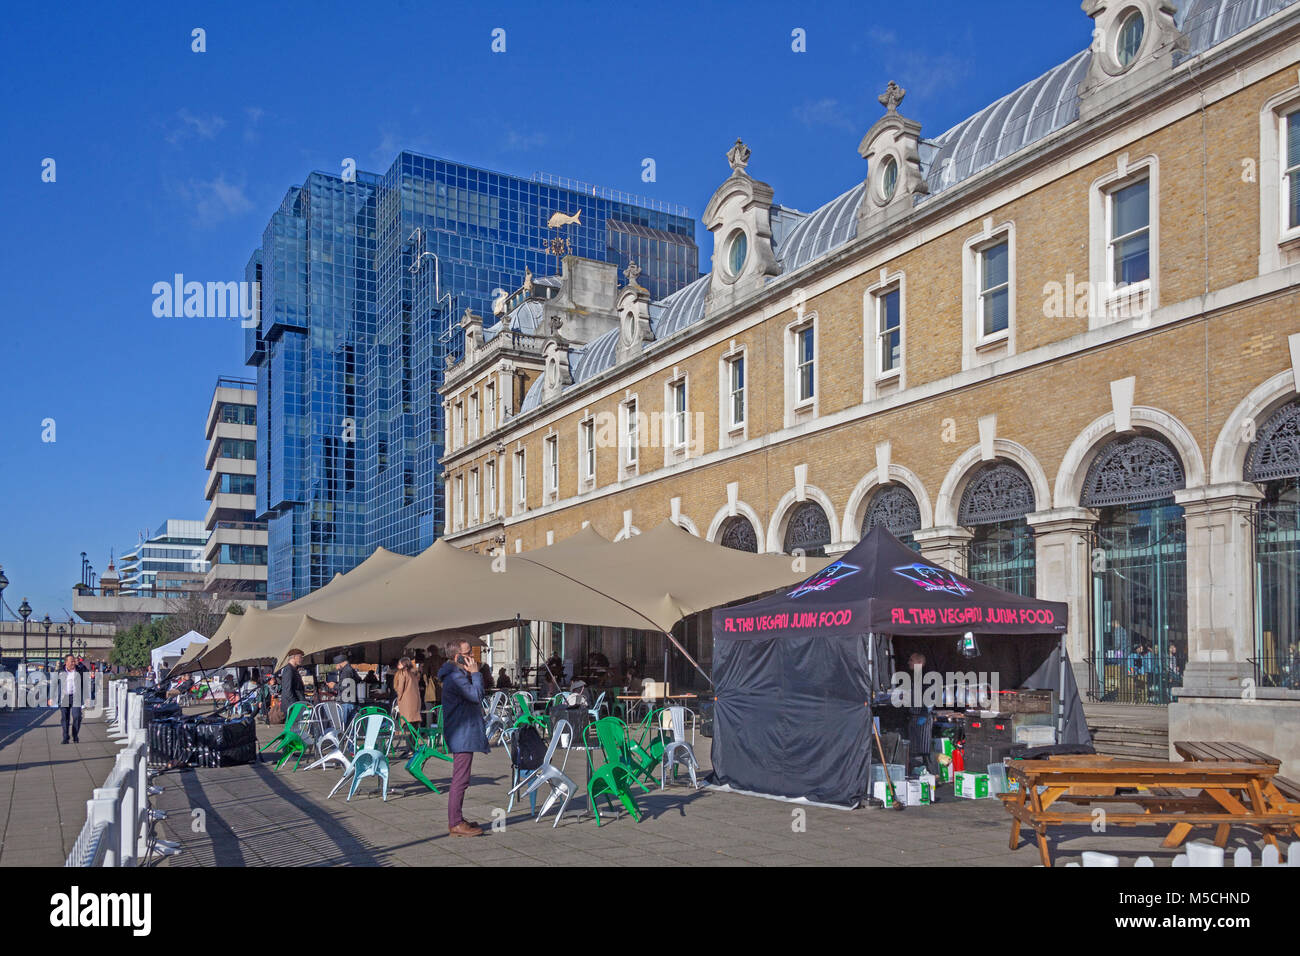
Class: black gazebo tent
709,526,1089,807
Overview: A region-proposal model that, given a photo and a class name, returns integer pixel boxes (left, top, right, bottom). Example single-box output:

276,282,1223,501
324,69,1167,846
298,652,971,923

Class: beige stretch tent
170,547,413,676
269,521,824,681
170,637,210,674
184,520,821,684
267,531,659,668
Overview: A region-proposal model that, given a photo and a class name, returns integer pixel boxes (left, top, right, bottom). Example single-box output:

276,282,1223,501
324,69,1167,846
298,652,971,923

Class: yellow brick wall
440,67,1300,551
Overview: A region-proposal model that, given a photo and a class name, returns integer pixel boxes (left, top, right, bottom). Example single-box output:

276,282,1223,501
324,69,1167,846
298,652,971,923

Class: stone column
1172,482,1262,693
913,526,973,575
1026,506,1097,676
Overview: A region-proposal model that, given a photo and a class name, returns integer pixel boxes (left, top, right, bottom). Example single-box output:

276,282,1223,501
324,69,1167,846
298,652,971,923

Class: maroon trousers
448,752,474,828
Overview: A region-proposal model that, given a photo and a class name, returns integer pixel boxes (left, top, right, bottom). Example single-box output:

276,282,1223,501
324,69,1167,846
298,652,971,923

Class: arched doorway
783,501,832,557
1085,433,1187,704
1247,399,1300,688
861,484,922,551
959,461,1036,596
718,515,759,552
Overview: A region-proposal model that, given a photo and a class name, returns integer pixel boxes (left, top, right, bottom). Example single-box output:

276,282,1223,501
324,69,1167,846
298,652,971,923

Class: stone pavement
0,700,119,866
0,705,1283,867
142,720,1279,868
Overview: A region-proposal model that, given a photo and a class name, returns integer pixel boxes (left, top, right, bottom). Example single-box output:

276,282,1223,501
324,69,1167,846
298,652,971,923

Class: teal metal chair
329,713,395,801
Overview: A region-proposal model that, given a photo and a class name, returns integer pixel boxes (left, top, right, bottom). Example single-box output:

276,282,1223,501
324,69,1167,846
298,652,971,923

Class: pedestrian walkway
0,704,120,866
144,721,1265,868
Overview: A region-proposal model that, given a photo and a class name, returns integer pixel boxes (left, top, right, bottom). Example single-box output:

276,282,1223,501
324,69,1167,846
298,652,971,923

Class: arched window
960,461,1036,596
1085,432,1186,705
1081,434,1184,507
1248,400,1300,688
783,502,831,557
718,516,758,553
861,484,921,550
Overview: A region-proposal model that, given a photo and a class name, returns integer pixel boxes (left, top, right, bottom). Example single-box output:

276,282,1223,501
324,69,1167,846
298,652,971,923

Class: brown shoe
449,821,483,837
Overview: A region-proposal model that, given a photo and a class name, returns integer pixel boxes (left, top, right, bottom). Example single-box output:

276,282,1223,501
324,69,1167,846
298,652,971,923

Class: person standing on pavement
333,654,359,728
58,655,87,745
280,649,307,711
438,640,489,837
394,657,422,728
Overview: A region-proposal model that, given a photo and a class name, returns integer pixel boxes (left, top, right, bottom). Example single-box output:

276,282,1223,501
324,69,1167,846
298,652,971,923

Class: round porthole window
1116,8,1145,68
880,155,899,202
726,230,748,277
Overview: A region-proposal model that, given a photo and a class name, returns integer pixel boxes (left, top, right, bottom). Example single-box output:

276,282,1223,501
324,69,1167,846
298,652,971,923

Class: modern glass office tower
248,151,697,604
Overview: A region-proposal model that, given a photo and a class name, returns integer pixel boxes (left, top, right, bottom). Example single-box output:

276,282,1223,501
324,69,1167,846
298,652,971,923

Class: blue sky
0,0,1088,621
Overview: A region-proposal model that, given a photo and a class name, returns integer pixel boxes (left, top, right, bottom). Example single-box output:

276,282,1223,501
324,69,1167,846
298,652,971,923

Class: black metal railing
1249,655,1300,690
1085,654,1185,705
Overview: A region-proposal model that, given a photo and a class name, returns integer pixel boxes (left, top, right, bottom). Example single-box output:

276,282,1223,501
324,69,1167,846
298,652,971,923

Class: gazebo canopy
190,521,822,674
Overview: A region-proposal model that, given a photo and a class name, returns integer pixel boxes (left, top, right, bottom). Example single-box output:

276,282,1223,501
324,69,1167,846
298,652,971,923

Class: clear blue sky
0,0,1088,622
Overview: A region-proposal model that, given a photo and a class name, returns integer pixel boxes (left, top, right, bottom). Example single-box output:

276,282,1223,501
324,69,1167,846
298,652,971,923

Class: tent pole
662,629,712,689
520,615,560,691
1057,634,1066,742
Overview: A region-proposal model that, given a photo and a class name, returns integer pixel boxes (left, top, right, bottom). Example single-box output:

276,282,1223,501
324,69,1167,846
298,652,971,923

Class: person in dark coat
333,654,359,727
438,640,489,837
280,649,307,713
58,655,88,745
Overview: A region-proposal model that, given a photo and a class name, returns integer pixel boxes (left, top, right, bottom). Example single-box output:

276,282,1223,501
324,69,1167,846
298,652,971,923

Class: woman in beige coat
393,657,422,726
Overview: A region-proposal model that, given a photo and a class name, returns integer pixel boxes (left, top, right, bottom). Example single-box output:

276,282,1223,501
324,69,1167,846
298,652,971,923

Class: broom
872,720,905,811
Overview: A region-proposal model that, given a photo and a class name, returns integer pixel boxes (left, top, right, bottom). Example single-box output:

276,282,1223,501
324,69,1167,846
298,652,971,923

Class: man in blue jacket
438,639,489,837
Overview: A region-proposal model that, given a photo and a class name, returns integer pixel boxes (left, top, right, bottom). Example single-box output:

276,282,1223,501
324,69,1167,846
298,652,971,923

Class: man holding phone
438,639,490,837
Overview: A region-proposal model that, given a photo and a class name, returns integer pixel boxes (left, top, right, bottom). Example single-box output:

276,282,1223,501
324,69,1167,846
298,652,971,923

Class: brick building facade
439,1,1300,722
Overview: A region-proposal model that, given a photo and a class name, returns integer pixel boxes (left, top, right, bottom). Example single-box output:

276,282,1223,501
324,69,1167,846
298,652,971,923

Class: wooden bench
1001,756,1298,866
1174,740,1300,840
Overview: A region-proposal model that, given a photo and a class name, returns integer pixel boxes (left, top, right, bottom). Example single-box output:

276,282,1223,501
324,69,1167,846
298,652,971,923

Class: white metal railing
66,680,160,867
1068,841,1300,867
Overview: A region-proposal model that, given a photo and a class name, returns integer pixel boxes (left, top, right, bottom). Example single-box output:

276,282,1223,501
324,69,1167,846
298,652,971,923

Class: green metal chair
260,701,311,770
624,707,668,787
395,713,451,792
586,717,650,826
511,692,550,735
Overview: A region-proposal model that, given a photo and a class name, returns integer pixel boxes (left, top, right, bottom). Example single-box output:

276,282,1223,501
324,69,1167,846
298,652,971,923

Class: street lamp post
57,624,66,661
18,598,32,670
42,614,51,670
0,566,8,625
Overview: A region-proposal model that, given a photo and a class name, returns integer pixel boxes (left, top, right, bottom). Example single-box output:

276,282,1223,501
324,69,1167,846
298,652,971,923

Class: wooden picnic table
1174,739,1300,842
1001,754,1299,866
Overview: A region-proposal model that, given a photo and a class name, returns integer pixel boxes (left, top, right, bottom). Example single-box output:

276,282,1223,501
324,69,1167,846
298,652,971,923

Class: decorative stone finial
878,81,906,114
624,258,641,287
726,138,751,173
523,267,534,293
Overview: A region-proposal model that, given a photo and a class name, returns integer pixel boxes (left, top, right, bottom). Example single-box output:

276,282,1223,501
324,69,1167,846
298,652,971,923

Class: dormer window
725,230,748,278
1116,8,1145,68
879,156,898,202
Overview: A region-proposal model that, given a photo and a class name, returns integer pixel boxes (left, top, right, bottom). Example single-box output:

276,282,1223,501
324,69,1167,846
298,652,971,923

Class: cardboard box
899,779,932,806
954,771,990,799
872,780,896,807
932,736,955,756
936,762,951,784
915,772,936,793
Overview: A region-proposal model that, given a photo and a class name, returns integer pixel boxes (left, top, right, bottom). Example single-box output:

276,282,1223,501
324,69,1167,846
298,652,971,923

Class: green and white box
872,780,896,807
900,779,932,806
954,771,990,799
932,737,955,756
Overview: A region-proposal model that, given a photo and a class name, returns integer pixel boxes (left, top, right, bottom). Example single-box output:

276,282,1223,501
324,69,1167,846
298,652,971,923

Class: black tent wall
711,633,872,808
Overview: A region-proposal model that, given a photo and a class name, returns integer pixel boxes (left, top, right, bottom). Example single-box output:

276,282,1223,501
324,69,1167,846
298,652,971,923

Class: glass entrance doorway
1090,499,1187,703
